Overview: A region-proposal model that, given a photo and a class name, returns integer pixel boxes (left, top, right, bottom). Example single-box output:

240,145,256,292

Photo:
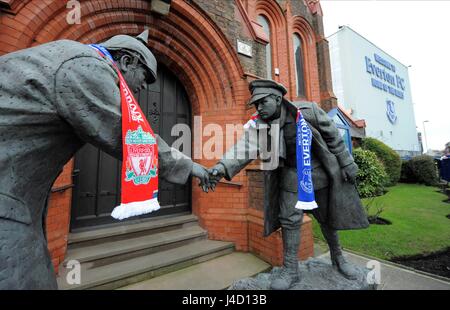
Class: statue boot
270,228,300,290
320,225,359,280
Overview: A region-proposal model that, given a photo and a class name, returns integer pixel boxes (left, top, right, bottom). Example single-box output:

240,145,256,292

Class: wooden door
71,64,192,231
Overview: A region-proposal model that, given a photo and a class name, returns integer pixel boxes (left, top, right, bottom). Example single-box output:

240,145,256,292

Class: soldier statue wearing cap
0,31,210,289
209,80,368,290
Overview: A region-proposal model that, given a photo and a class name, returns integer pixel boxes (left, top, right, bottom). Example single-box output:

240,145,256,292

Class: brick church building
0,0,359,288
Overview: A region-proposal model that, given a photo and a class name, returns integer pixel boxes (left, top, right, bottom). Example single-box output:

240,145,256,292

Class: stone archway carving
0,0,250,270
0,0,247,114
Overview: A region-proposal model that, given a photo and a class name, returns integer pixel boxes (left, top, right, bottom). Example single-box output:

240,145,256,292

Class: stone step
64,225,208,265
57,239,235,290
68,214,198,248
119,252,271,290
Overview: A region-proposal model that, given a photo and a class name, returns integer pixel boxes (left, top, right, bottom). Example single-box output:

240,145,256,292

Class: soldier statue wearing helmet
101,30,158,90
0,31,210,289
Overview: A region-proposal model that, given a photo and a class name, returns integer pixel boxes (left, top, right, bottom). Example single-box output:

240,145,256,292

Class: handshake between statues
192,160,359,193
190,162,226,193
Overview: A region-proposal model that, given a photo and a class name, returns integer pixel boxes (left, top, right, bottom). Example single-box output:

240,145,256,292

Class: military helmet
101,30,157,83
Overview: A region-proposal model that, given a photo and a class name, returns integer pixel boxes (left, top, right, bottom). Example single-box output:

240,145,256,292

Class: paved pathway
317,250,450,290
120,252,271,290
120,240,450,290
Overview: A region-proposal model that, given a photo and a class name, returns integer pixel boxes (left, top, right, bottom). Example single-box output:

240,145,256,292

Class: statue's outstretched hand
208,163,226,192
341,162,358,184
191,162,210,193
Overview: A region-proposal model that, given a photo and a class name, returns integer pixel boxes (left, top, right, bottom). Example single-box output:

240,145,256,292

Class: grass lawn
312,183,450,260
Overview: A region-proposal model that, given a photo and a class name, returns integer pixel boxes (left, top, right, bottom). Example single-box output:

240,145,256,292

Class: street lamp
423,120,430,153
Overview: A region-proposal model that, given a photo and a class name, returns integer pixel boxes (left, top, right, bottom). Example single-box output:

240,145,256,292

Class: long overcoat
220,100,369,236
0,40,193,289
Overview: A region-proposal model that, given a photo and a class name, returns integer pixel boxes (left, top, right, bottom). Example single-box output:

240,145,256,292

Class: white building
328,26,421,157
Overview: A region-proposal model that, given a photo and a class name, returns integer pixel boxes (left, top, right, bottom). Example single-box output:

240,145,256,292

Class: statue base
228,257,377,290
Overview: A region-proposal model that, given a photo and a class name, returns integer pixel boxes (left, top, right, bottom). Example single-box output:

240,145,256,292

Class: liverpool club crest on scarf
125,126,158,185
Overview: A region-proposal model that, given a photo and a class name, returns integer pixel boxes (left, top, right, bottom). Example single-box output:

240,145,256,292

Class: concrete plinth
229,257,376,290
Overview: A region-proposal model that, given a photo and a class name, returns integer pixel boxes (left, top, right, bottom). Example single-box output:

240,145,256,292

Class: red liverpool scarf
90,44,160,220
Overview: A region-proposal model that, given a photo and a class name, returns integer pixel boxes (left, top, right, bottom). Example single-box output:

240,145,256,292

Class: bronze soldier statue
0,31,210,289
209,80,369,290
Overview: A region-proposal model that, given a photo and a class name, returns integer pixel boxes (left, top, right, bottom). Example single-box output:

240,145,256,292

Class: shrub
364,197,390,225
353,148,388,198
361,137,402,186
400,160,415,183
402,155,439,186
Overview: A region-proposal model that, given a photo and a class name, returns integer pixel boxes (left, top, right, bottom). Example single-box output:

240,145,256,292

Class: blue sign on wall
365,53,405,100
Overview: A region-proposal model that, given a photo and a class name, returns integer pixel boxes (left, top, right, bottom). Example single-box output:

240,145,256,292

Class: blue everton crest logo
386,100,397,124
300,168,313,194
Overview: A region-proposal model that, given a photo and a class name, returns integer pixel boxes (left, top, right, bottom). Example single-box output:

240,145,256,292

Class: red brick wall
248,211,314,266
0,0,250,274
247,170,314,265
46,160,74,274
0,0,332,273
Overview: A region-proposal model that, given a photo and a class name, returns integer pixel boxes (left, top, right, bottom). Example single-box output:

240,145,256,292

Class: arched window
258,15,272,79
293,33,306,97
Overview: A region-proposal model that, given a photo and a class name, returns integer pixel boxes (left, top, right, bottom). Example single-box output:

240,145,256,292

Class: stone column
313,14,337,112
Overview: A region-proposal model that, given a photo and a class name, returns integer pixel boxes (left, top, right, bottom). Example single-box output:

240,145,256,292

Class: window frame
293,33,306,98
327,108,353,153
257,14,273,79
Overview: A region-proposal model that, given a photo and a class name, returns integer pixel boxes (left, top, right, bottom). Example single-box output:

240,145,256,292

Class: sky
320,0,450,151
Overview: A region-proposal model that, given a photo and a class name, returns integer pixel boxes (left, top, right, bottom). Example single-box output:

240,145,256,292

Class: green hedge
361,137,402,186
353,148,388,198
400,160,415,183
401,155,439,186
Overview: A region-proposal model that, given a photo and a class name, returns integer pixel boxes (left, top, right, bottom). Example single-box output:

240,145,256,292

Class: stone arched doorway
70,63,192,230
0,0,249,269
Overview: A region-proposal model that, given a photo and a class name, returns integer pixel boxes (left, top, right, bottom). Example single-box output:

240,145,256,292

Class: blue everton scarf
295,109,318,210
